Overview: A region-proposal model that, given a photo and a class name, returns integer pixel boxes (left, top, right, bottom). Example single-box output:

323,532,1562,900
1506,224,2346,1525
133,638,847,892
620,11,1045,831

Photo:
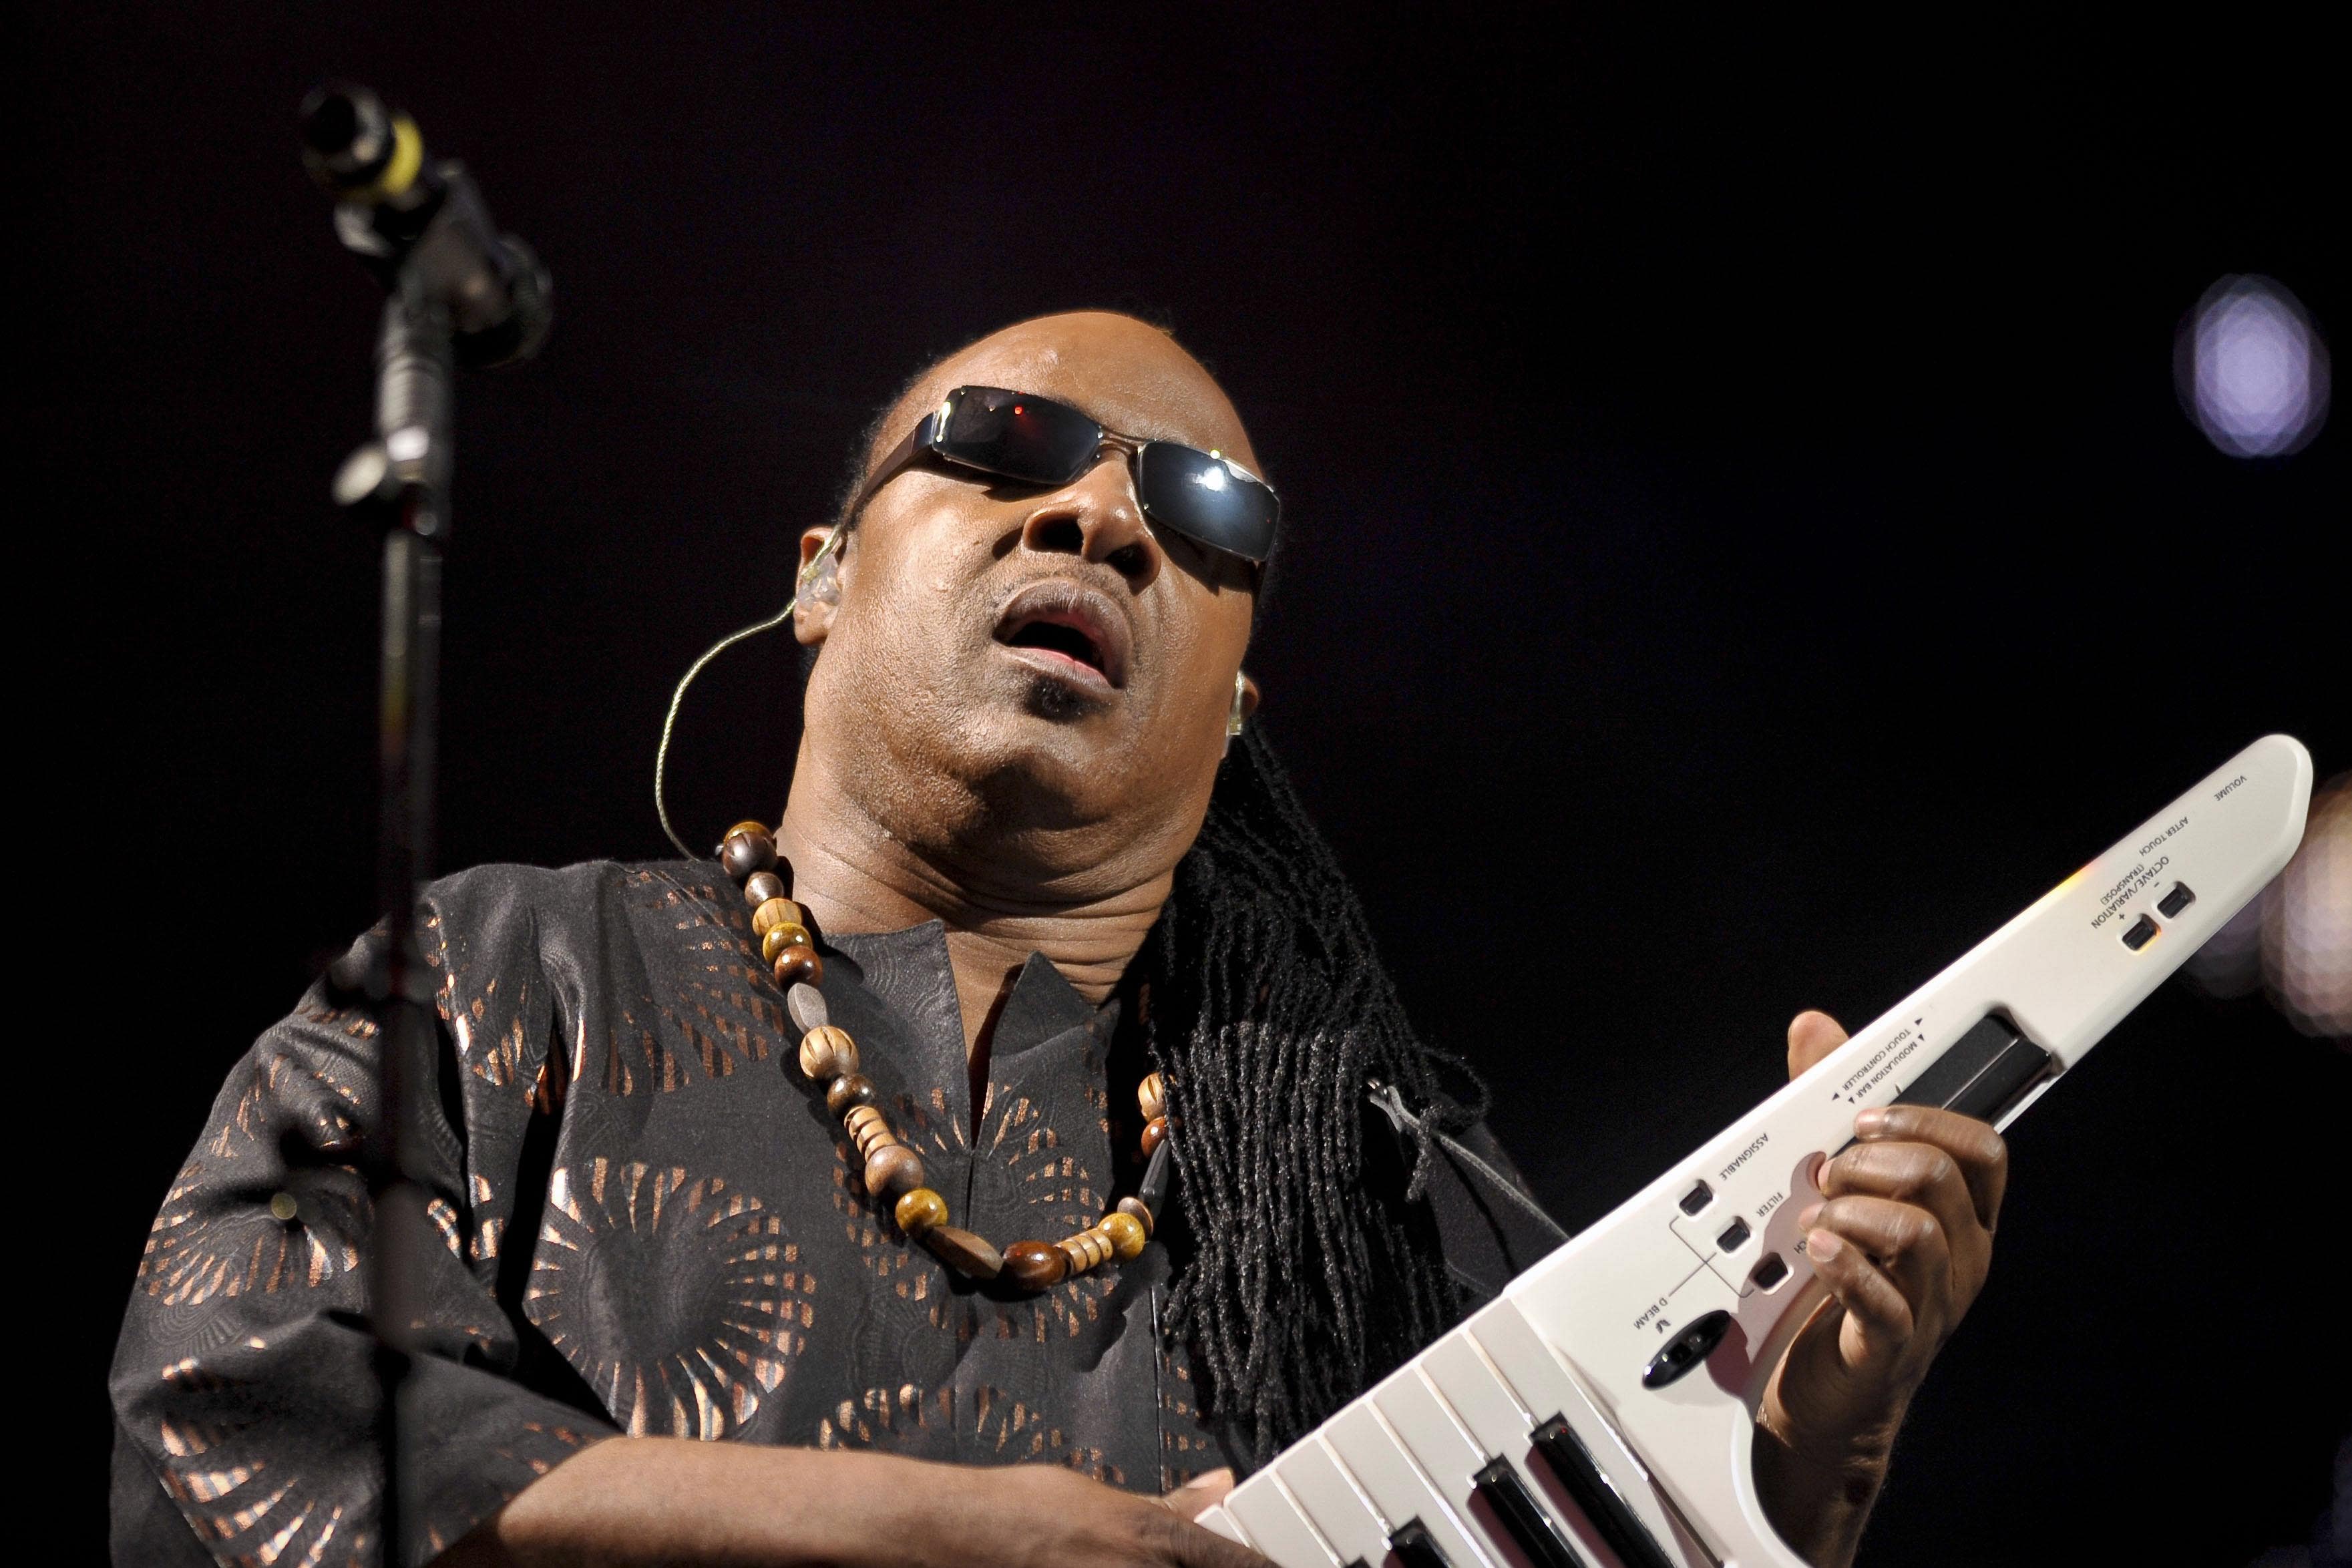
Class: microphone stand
305,79,549,1561
339,264,455,1567
304,79,549,1561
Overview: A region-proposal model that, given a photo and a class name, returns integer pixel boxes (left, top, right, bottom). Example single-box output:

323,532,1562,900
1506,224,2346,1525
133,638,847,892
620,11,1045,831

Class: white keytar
1197,734,2312,1568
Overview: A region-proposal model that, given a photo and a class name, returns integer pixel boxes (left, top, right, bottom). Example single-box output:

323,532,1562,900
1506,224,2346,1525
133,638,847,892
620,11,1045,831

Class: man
112,311,2009,1567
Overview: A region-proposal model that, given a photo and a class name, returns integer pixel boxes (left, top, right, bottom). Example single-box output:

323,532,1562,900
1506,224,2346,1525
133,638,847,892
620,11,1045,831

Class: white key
1370,1364,1487,1508
1468,1301,1713,1568
1196,1505,1255,1548
1417,1330,1612,1567
1373,1364,1561,1568
1225,1476,1344,1568
1325,1400,1502,1565
1417,1331,1539,1468
1273,1436,1396,1566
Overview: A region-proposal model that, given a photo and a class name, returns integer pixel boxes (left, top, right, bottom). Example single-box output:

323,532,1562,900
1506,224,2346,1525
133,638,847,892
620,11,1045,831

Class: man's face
795,311,1261,875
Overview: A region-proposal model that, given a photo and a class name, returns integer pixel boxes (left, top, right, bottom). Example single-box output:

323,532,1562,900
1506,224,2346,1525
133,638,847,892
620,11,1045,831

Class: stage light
2178,276,2331,457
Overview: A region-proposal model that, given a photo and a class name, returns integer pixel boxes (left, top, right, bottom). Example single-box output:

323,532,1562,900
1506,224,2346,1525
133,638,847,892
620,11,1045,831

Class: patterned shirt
108,859,1547,1567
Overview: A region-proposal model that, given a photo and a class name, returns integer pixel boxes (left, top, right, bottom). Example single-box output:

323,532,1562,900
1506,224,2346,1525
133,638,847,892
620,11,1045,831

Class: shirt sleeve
109,877,619,1568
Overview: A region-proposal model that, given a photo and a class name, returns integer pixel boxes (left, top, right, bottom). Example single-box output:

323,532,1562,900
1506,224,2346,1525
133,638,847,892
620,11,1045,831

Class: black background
29,7,2345,1563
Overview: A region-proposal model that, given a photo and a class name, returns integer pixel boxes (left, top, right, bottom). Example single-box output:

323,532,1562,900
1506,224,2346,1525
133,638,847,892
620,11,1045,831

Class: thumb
1786,1010,1848,1080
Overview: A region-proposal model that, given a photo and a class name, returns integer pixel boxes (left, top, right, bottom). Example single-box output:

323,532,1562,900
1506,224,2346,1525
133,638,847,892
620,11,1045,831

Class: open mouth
1006,619,1107,672
992,580,1131,691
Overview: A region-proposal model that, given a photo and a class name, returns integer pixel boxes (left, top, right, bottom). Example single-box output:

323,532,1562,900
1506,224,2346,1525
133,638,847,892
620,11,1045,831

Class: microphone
300,81,552,367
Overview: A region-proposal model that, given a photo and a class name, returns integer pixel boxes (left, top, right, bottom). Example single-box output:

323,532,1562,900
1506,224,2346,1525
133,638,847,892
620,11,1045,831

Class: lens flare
2178,276,2331,457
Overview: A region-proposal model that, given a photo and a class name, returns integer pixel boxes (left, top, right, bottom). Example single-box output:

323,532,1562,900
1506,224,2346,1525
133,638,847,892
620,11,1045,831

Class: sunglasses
849,385,1281,564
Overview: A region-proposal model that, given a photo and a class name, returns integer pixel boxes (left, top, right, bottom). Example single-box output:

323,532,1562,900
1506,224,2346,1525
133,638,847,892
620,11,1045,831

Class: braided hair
831,346,1483,1467
1143,725,1480,1466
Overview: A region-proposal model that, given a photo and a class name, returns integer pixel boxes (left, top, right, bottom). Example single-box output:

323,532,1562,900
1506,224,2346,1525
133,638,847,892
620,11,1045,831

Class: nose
1017,449,1159,590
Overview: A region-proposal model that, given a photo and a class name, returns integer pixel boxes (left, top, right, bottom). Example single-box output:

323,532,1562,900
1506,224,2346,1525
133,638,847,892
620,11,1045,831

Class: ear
792,527,844,645
1239,671,1261,721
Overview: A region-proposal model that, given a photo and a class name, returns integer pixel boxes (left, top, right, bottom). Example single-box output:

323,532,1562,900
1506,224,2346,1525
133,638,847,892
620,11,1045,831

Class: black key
2158,882,2196,918
1472,1458,1587,1568
1388,1519,1452,1568
1893,1015,2055,1125
1678,1181,1712,1215
1752,1253,1790,1291
1531,1415,1676,1568
2121,913,2159,951
1715,1217,1751,1252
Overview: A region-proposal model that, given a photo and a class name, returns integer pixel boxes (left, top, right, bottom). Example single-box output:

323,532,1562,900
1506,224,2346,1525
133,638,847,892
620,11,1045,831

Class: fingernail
1854,1107,1889,1137
1808,1228,1842,1261
1796,1203,1822,1230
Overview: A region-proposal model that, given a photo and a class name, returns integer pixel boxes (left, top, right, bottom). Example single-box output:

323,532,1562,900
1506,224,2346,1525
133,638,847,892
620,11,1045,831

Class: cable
1368,1081,1571,1243
653,531,842,859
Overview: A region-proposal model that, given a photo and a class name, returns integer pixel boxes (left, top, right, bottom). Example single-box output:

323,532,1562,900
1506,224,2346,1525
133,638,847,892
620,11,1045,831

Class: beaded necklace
718,819,1171,1292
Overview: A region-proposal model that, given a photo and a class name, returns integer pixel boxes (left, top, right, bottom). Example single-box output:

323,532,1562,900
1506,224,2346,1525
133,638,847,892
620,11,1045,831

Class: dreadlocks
1144,723,1479,1468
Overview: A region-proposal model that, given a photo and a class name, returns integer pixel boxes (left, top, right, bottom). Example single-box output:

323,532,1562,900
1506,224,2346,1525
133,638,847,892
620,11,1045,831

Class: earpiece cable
654,531,841,859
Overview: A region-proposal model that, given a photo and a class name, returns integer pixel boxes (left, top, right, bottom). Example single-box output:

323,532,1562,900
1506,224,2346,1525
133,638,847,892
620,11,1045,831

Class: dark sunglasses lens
932,387,1100,483
1135,444,1280,562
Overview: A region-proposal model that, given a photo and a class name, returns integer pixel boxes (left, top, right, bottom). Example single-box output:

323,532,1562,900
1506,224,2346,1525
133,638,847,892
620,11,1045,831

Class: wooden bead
893,1187,948,1236
743,869,788,906
1002,1240,1069,1291
1116,1196,1154,1237
825,1072,877,1115
752,897,803,938
1100,1210,1147,1260
720,831,777,881
773,946,823,988
1138,1070,1167,1122
1056,1228,1113,1273
799,1024,858,1081
1141,1115,1169,1157
920,1224,1003,1280
787,982,828,1032
843,1104,894,1158
761,922,812,962
865,1143,926,1199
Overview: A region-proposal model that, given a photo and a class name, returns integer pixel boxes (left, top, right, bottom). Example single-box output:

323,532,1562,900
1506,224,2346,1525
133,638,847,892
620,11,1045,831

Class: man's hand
1754,1010,2009,1567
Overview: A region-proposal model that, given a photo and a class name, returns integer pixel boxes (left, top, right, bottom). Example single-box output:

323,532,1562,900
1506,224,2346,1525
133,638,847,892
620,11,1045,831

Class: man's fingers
1854,1104,2009,1231
1803,1193,1952,1320
1806,1225,1915,1359
1148,1472,1265,1566
1818,1138,1987,1276
1786,1010,1849,1080
1158,1511,1273,1568
1159,1468,1236,1523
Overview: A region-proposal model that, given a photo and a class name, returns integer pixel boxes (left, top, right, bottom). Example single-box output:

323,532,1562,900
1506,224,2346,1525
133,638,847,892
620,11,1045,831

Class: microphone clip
301,82,552,369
